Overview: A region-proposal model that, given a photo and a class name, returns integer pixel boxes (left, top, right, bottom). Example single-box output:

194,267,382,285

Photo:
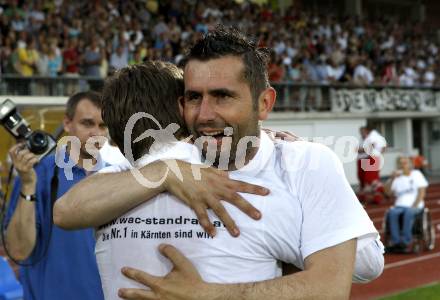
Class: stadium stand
0,0,439,87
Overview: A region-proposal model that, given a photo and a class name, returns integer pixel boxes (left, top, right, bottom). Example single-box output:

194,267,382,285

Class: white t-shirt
99,142,129,166
326,65,345,81
359,130,387,159
391,170,428,208
354,65,374,84
95,132,379,299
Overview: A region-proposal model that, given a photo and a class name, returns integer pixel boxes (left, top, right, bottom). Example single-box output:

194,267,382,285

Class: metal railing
271,82,440,113
1,74,440,113
0,74,104,97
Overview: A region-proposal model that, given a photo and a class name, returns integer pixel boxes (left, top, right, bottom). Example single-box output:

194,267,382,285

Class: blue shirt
5,153,105,300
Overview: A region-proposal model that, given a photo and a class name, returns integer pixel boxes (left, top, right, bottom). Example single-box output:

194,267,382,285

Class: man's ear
63,115,72,134
257,87,276,120
178,96,185,118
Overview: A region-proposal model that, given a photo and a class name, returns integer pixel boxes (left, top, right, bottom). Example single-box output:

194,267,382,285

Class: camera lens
28,131,49,154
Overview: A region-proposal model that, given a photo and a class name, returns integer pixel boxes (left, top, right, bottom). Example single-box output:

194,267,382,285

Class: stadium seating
0,1,438,87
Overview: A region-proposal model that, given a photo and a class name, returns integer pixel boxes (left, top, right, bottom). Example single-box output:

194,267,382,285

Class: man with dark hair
5,91,107,300
55,27,383,300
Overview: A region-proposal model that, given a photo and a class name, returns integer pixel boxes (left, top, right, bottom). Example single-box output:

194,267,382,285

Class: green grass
379,282,440,300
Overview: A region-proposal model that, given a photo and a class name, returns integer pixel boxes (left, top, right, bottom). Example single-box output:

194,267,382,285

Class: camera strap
51,165,59,208
23,163,59,300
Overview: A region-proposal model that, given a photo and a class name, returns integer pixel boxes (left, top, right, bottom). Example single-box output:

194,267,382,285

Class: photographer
4,91,107,300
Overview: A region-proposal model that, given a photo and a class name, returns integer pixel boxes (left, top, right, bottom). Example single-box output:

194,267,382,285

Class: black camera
0,99,56,159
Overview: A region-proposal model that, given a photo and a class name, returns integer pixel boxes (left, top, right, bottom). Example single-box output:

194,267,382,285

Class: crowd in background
0,0,439,87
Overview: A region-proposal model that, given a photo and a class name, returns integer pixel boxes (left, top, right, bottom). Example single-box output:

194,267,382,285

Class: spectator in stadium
128,47,144,65
400,60,420,86
287,58,302,82
55,27,383,300
384,156,429,253
4,91,108,300
339,55,356,83
34,43,50,95
110,44,129,70
423,64,436,87
99,47,109,78
47,46,62,77
17,36,39,77
63,37,80,95
357,125,387,204
83,39,102,77
0,0,439,87
410,149,429,175
353,57,374,85
63,38,80,77
381,59,398,84
298,51,323,111
35,43,49,76
326,57,345,83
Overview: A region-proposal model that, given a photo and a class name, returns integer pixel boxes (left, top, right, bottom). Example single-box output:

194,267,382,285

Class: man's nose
197,97,216,123
90,126,105,137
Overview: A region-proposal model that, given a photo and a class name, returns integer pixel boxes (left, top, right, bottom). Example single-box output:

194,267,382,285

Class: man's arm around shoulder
119,239,356,300
214,239,356,300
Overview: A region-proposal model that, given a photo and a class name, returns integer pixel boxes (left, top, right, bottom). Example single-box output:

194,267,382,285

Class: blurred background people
357,125,387,204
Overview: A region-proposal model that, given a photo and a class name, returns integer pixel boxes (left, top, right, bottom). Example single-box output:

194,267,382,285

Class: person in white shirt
423,65,436,87
109,45,129,70
357,126,387,204
384,156,428,252
353,59,374,85
55,28,384,300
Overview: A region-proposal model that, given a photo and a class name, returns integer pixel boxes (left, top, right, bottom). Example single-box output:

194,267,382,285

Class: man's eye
82,121,94,126
186,94,201,101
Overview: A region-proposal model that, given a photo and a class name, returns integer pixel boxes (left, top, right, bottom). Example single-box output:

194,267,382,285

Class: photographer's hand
118,244,212,300
5,143,39,260
9,143,38,188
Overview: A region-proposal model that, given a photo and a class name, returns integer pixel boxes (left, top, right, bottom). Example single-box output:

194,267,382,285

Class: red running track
2,183,440,299
351,183,440,299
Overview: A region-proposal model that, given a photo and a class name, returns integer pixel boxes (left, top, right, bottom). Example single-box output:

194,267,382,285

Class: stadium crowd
0,0,439,86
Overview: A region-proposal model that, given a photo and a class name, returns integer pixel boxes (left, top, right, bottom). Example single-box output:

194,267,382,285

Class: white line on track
371,208,440,223
366,199,440,215
378,219,440,234
385,251,440,270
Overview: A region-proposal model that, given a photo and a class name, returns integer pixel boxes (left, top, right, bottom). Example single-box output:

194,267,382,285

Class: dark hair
361,124,375,131
101,61,188,161
66,91,102,120
183,25,271,107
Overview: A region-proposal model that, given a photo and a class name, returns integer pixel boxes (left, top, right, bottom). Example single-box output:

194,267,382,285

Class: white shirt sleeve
390,176,398,192
413,170,428,188
289,143,378,259
352,237,384,283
